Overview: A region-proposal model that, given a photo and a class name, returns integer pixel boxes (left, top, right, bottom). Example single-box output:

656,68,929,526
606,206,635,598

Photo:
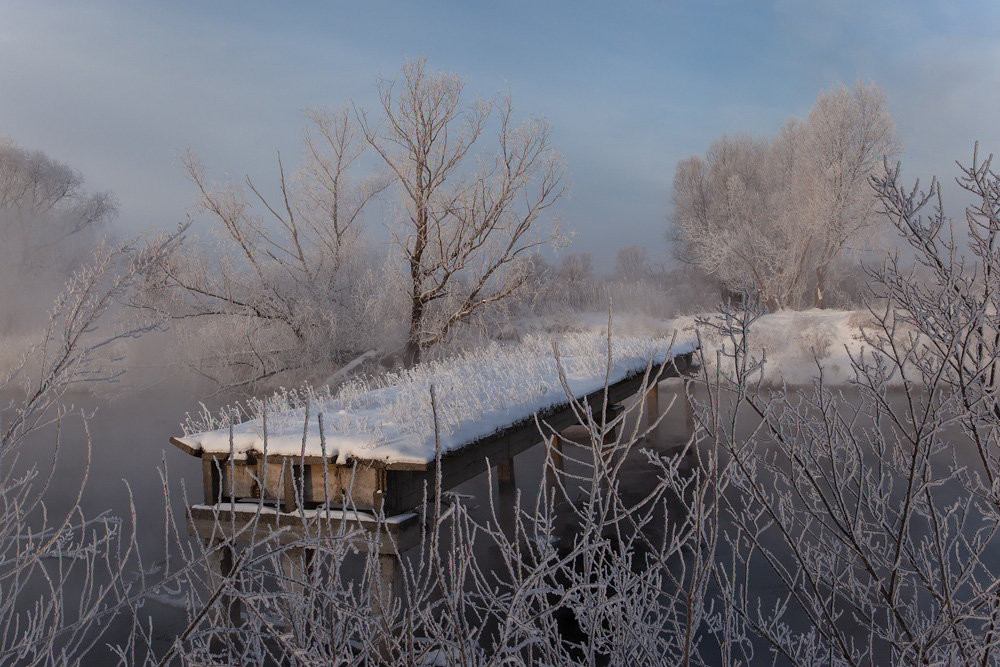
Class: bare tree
0,136,116,234
137,109,388,388
557,252,593,284
555,251,596,310
357,59,566,365
140,61,565,380
613,245,649,283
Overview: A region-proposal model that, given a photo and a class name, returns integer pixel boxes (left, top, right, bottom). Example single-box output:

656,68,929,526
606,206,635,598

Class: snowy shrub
684,148,1000,664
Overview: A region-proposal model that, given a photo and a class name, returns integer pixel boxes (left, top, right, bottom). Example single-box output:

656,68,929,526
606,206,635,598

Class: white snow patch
534,309,890,386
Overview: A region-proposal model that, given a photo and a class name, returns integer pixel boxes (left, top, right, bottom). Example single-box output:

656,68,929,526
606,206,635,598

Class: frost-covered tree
669,129,805,309
555,251,595,310
138,109,389,388
557,251,593,285
142,61,565,381
0,137,116,237
669,82,900,309
0,138,118,333
613,245,648,283
798,82,901,307
358,59,566,364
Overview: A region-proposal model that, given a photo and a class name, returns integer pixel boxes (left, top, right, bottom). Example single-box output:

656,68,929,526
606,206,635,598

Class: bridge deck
172,348,696,561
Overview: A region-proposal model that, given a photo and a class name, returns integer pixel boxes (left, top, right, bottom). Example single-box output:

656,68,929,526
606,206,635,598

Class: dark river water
12,377,697,663
17,378,993,664
12,384,209,663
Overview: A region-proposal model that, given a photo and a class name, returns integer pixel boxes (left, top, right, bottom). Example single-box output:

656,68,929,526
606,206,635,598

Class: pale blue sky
1,1,997,267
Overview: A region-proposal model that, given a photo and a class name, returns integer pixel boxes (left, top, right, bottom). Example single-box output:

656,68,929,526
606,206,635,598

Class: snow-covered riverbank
524,308,887,386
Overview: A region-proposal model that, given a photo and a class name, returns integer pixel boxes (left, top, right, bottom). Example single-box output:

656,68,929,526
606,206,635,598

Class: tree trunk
402,338,421,367
404,295,424,367
814,265,827,309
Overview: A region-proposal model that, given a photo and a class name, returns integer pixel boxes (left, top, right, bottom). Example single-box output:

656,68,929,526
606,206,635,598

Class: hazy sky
1,1,998,268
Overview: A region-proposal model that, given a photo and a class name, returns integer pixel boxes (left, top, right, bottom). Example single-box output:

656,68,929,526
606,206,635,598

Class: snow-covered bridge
170,333,697,604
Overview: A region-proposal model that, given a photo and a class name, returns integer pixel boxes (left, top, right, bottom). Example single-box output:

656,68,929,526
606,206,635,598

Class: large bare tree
358,59,566,364
143,61,565,383
138,109,388,388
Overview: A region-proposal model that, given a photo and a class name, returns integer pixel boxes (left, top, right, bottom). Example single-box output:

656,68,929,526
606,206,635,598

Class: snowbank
670,309,881,386
176,332,696,466
528,309,886,386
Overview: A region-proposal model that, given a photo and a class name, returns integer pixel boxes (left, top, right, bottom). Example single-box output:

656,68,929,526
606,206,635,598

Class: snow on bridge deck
171,332,697,468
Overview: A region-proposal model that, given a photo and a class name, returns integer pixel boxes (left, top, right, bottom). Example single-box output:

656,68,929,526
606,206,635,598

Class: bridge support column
371,552,402,617
496,457,517,535
602,404,624,445
684,378,695,436
645,381,660,433
546,434,564,487
204,538,241,647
